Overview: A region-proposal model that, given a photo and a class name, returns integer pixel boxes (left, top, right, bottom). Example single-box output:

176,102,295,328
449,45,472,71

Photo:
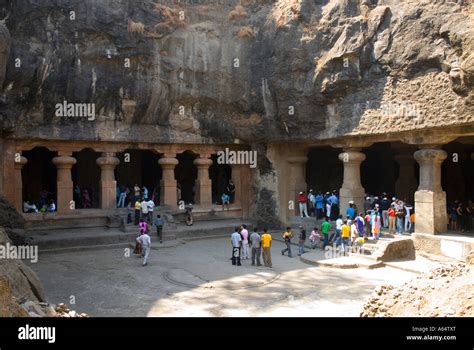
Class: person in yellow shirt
281,227,293,258
134,200,141,225
261,228,272,268
340,220,351,255
410,211,415,234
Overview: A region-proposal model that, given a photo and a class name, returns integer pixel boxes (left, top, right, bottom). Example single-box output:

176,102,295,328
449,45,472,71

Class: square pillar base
160,180,177,209
414,190,447,234
339,187,365,218
195,179,212,209
100,180,117,209
57,181,74,213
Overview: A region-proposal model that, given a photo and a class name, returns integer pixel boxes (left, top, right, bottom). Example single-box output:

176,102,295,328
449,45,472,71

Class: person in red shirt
387,205,396,234
298,191,309,218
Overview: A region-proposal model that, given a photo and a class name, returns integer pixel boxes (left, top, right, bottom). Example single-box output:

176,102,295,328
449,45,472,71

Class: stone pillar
96,152,120,209
414,148,447,234
52,153,77,213
231,164,243,205
13,156,27,212
159,155,179,208
338,149,366,217
395,154,418,202
287,156,308,216
193,155,213,209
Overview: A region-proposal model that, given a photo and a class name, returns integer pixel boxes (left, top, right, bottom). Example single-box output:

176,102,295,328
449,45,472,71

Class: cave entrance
72,148,101,209
306,146,343,195
175,151,197,204
21,147,57,211
442,139,474,232
115,150,162,206
209,155,232,204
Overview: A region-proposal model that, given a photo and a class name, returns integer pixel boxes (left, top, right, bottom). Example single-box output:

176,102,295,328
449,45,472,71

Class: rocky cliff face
0,0,472,144
0,195,45,307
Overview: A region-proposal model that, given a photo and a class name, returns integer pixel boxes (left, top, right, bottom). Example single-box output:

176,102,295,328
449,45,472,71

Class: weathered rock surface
0,195,44,306
0,226,45,303
0,0,472,143
0,276,29,317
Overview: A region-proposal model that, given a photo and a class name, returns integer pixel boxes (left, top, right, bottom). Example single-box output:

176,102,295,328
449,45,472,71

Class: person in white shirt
231,228,242,266
136,232,151,266
329,215,343,244
140,199,149,222
404,203,413,233
308,190,316,217
47,200,56,212
23,201,38,213
350,220,359,244
146,199,155,223
240,224,250,259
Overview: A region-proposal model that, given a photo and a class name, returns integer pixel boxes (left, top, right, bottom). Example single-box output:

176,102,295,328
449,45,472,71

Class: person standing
134,184,141,202
330,215,343,244
329,192,339,221
308,190,316,217
298,227,306,256
381,197,390,228
298,191,309,218
134,199,141,225
227,180,236,204
281,227,294,257
321,217,331,249
364,211,372,238
315,192,324,219
249,228,262,266
387,205,396,234
396,202,405,235
346,201,355,220
117,186,127,208
136,230,151,266
261,228,272,268
231,227,242,266
355,212,365,237
372,211,382,240
240,224,250,260
141,198,149,223
154,214,165,243
340,220,350,253
147,198,155,224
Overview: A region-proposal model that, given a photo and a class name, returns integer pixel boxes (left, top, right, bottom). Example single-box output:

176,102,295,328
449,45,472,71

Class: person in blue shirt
315,192,324,219
346,201,355,219
221,193,230,211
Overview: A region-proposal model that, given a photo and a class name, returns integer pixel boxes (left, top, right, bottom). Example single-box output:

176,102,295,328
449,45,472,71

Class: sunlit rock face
0,0,472,143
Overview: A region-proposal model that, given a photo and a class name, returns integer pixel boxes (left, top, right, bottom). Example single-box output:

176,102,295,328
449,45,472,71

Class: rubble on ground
20,301,88,318
361,261,474,317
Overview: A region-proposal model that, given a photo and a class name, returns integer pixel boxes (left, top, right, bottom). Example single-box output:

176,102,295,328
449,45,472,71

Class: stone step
26,219,252,251
300,253,385,269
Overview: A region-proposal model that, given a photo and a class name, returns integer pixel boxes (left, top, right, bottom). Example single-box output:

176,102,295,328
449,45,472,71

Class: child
221,193,230,211
309,227,322,249
139,219,148,235
410,211,415,234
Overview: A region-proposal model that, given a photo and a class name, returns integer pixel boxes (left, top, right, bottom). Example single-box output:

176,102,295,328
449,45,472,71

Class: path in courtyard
29,237,418,317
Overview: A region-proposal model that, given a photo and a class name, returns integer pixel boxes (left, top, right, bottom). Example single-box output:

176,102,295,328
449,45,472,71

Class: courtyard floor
29,237,418,317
